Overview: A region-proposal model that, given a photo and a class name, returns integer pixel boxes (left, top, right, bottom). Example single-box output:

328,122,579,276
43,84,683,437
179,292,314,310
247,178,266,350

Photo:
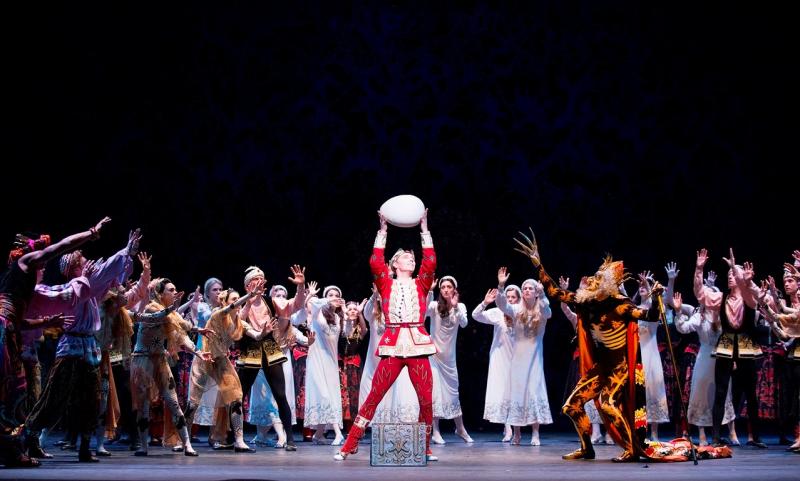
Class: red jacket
369,231,437,357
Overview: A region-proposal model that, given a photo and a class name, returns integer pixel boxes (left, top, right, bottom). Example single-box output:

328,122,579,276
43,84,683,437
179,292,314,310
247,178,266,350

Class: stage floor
2,432,798,481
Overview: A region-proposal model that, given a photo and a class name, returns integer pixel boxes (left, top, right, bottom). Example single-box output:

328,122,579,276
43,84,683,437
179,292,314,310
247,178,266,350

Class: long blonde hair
517,280,544,336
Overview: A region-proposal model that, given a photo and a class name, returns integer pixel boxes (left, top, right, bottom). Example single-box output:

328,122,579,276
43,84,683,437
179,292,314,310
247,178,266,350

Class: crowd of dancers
1,214,798,467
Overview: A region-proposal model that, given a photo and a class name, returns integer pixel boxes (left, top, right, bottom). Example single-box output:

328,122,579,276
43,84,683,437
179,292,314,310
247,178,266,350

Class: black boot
78,435,99,462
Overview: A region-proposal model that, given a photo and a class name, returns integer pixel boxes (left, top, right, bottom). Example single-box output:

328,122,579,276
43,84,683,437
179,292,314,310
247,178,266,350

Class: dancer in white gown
496,269,553,445
472,281,518,442
428,276,473,444
303,285,345,445
359,287,419,423
668,263,737,446
635,272,670,441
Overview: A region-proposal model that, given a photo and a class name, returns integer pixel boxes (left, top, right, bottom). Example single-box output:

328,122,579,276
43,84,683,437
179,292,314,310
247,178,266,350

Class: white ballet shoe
426,453,439,462
530,434,540,446
455,429,474,443
590,435,603,445
431,432,446,445
334,452,347,461
331,435,344,446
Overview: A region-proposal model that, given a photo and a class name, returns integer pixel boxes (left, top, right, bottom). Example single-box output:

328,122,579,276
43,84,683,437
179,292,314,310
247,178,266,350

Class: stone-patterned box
370,422,427,467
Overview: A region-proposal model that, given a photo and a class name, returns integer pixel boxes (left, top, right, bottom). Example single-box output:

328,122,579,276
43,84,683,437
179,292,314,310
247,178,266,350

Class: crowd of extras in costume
1,214,799,468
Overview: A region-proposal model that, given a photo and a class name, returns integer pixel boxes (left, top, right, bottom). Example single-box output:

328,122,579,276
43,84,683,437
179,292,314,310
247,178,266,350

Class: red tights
340,356,433,454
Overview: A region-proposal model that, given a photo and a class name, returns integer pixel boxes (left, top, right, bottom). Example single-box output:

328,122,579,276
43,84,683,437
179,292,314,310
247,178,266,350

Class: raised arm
89,229,142,298
693,248,720,308
356,298,369,338
18,216,111,272
286,265,307,314
416,209,437,293
495,287,517,319
370,213,392,292
664,262,679,308
627,281,664,322
124,252,151,308
473,289,501,325
723,249,759,309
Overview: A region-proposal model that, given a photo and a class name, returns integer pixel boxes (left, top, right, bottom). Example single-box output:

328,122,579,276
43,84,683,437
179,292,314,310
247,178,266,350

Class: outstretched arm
417,209,437,293
370,212,392,292
19,216,111,272
513,228,575,304
286,265,307,314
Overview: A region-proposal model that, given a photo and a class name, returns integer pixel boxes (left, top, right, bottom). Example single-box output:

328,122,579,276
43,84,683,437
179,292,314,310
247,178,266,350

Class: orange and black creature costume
534,259,660,462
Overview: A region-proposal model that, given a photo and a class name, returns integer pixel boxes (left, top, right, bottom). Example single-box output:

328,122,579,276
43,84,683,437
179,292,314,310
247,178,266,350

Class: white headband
438,275,458,289
270,285,288,297
323,285,342,298
244,266,265,287
505,284,522,298
522,278,541,288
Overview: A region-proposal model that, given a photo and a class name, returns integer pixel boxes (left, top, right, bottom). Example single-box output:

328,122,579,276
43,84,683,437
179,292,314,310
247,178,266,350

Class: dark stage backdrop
5,3,795,432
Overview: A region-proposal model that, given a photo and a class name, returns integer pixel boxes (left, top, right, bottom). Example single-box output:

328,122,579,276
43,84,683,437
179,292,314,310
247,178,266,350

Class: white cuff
421,232,433,248
374,231,387,248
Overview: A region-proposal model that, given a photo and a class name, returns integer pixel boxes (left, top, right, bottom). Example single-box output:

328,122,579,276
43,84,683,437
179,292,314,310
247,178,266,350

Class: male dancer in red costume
335,210,437,462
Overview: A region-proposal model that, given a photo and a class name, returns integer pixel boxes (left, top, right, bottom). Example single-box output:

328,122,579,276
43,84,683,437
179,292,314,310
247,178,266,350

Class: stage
2,432,797,481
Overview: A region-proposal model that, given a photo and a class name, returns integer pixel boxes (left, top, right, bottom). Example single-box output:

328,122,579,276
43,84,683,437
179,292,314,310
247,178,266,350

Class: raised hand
558,276,570,290
189,286,202,305
81,259,99,278
198,351,214,362
330,297,345,309
637,271,653,287
378,211,388,233
665,262,679,280
289,265,306,285
649,281,665,298
722,247,736,269
94,216,112,235
696,248,709,268
162,297,181,313
126,228,142,256
673,292,683,311
742,261,755,282
497,267,510,286
358,298,368,314
483,288,498,305
793,250,800,266
420,208,429,233
705,270,717,288
513,227,540,267
138,252,152,272
449,290,460,308
758,280,770,303
307,281,319,298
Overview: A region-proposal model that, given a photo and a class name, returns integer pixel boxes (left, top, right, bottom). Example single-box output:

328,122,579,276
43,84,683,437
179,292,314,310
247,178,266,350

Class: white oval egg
379,195,425,228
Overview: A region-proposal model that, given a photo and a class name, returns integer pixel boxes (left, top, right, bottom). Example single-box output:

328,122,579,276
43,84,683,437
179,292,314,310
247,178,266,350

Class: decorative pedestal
370,422,427,467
